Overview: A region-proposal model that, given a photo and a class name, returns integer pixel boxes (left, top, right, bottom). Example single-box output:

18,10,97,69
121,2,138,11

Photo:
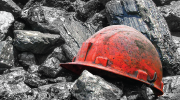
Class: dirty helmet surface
60,25,163,96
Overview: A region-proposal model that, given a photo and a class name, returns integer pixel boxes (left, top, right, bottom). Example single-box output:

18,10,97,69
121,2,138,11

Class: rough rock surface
24,73,48,88
0,67,30,98
172,35,180,61
0,0,21,17
0,11,14,41
13,30,64,54
159,1,180,32
71,70,123,100
18,52,36,68
39,57,62,78
2,82,72,100
43,0,75,11
0,37,17,73
21,6,101,60
13,21,25,30
105,0,179,75
152,0,176,6
158,75,180,100
47,47,68,63
33,82,72,100
27,64,39,73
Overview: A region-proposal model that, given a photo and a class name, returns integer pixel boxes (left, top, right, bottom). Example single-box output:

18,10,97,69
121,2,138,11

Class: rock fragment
13,30,64,54
2,82,72,100
71,70,123,100
0,37,17,73
13,21,25,30
159,1,180,32
18,52,36,68
76,0,104,21
0,67,30,97
24,73,47,87
39,57,62,78
21,6,97,60
152,0,176,6
47,47,68,63
28,64,39,73
0,0,21,17
35,82,72,100
158,75,180,100
0,11,14,41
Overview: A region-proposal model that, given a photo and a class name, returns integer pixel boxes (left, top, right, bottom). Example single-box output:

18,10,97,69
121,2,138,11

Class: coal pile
0,0,180,99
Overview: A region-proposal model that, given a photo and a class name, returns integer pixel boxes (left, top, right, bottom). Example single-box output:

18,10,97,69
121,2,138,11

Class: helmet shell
60,25,163,95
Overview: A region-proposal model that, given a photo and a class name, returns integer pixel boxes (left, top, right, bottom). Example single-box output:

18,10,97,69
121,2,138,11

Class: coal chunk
2,67,26,83
39,57,62,78
47,76,66,83
0,67,30,98
0,37,17,73
13,21,25,30
28,64,39,73
13,30,64,54
47,47,68,62
152,0,175,6
159,1,180,32
105,0,179,75
0,11,14,41
157,75,180,100
0,0,21,18
24,73,48,88
76,0,104,21
18,52,36,68
21,6,97,60
31,82,72,100
71,70,123,100
43,0,75,12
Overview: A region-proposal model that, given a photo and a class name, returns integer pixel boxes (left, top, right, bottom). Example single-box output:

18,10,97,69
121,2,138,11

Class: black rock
32,82,72,100
157,75,180,100
159,1,180,32
53,67,78,82
46,82,72,100
12,0,29,8
0,0,21,18
84,10,108,32
152,0,176,6
172,35,180,61
123,82,155,100
47,76,66,83
0,11,14,41
105,0,179,75
28,64,39,73
21,6,98,60
0,67,30,98
18,52,36,68
47,47,68,63
43,0,75,12
2,67,26,83
76,0,104,21
24,73,48,88
71,70,123,100
39,57,62,78
13,30,64,54
13,21,25,30
0,37,17,73
0,82,31,98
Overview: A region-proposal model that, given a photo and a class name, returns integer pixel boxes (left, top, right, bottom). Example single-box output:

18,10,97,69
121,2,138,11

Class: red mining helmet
60,25,163,96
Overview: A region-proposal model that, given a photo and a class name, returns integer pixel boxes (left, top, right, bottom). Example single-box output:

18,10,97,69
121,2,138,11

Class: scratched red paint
60,25,163,96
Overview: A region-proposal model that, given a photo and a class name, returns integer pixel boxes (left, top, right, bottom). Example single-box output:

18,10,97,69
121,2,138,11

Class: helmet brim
60,62,163,96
